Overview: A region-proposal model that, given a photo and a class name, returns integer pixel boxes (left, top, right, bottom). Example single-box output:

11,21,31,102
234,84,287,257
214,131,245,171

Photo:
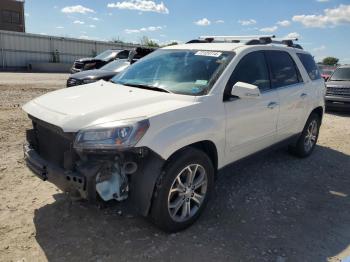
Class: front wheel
290,113,321,158
150,148,214,232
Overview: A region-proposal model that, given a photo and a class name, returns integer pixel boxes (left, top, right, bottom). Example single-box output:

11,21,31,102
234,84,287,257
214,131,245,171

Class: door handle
267,102,279,109
300,93,308,98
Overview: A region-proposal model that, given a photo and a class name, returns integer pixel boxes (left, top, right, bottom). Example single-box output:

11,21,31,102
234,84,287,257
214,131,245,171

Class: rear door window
266,51,301,88
297,53,321,81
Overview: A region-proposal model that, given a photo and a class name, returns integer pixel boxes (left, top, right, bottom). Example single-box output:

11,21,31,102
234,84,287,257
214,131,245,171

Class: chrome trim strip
261,82,303,94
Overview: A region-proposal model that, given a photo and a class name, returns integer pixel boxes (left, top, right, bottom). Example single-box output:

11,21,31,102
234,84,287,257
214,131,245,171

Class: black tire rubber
289,112,320,158
150,147,214,233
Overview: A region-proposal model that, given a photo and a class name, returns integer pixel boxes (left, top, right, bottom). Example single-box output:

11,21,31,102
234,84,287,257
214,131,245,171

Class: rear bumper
325,96,350,110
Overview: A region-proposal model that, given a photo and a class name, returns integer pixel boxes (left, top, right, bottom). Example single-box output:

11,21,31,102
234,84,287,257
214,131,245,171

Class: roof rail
271,38,303,49
186,35,303,49
198,35,275,43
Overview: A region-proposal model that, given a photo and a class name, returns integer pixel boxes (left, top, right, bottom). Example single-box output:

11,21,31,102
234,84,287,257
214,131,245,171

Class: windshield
111,49,234,95
330,68,350,81
100,59,130,72
95,50,120,61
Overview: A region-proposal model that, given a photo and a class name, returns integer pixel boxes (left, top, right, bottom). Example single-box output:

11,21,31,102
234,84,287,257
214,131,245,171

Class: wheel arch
164,140,219,173
311,106,324,123
138,140,219,217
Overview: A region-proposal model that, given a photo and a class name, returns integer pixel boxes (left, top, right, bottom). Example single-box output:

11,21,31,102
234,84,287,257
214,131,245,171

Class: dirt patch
0,72,349,262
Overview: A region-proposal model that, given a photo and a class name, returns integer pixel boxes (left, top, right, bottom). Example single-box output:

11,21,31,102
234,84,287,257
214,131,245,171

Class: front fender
139,116,225,167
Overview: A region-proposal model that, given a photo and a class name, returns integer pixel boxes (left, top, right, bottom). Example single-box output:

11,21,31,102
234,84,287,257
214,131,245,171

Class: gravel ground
0,72,349,262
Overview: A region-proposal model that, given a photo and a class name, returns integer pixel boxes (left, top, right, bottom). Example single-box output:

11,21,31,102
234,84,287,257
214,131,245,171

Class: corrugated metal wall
0,30,143,68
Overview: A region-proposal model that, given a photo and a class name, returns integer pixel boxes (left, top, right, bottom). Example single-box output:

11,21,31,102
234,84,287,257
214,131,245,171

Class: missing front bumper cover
24,144,165,216
24,144,91,200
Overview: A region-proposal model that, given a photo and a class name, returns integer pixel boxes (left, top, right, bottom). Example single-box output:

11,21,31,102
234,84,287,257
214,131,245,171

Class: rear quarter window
297,53,321,81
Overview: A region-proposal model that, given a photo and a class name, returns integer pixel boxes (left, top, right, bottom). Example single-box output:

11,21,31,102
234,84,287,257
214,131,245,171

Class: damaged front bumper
24,144,165,215
24,144,99,201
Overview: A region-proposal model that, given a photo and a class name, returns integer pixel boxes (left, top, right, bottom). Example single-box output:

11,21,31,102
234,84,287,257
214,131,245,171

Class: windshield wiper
122,83,171,93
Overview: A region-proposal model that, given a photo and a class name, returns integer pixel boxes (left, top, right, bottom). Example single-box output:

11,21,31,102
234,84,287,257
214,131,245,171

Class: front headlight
74,119,149,151
83,79,97,84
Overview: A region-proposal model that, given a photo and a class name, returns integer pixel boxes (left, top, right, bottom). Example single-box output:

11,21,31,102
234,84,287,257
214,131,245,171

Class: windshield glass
100,59,130,72
111,49,234,95
330,68,350,81
95,50,120,61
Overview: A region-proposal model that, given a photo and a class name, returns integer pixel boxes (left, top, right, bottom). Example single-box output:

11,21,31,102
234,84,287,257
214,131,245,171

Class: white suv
23,36,325,232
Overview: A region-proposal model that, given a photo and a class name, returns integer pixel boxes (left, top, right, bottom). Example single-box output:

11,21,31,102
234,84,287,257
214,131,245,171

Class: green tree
140,36,160,48
322,57,339,66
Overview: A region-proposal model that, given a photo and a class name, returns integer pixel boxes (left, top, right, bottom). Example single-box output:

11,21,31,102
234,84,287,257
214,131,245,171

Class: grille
66,78,82,87
74,62,84,69
326,86,350,97
32,119,75,168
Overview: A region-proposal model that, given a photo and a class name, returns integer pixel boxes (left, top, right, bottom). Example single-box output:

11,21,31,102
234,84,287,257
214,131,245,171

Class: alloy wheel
304,119,318,152
167,164,208,222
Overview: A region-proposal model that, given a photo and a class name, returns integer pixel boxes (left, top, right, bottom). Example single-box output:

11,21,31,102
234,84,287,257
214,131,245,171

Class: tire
150,147,214,233
289,113,320,158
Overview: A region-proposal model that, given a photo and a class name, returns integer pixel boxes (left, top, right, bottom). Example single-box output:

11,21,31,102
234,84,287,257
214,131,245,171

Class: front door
224,51,279,163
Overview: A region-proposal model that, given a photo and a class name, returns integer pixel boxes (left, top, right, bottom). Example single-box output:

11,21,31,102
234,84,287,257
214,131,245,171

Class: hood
76,57,102,63
22,81,196,132
326,80,350,87
70,69,116,80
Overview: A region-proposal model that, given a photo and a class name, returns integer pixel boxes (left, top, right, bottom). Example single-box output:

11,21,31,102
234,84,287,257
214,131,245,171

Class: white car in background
23,35,325,232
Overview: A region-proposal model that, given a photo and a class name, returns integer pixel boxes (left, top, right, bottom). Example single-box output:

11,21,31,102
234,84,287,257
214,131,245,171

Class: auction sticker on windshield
195,80,208,85
195,51,222,57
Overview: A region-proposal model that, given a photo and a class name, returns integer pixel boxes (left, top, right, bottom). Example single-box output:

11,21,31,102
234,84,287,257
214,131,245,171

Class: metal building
0,0,25,32
0,30,144,70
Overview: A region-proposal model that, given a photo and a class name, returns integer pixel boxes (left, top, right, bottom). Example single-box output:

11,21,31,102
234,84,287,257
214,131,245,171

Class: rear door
296,53,324,124
266,50,306,141
224,51,279,162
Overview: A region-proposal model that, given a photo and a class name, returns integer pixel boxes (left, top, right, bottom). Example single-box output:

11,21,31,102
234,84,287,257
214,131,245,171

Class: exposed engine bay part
24,126,166,215
95,153,139,202
123,161,138,174
96,162,129,201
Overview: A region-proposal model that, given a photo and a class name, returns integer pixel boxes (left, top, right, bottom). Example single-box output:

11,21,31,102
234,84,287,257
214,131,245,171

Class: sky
24,0,350,63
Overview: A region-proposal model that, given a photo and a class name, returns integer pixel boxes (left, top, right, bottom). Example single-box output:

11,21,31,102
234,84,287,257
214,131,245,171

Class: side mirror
231,82,261,99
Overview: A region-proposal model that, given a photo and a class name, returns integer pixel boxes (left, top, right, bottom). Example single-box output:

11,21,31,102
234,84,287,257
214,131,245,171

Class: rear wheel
150,148,214,232
290,113,320,158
